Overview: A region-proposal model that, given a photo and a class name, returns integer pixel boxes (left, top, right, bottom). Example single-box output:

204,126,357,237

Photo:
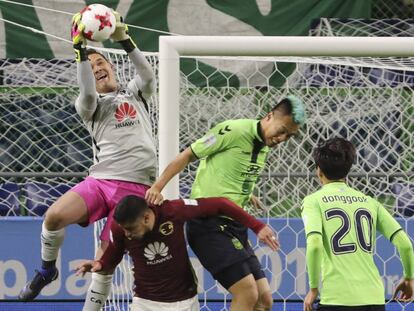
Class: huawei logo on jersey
115,102,137,122
144,241,173,265
114,102,139,128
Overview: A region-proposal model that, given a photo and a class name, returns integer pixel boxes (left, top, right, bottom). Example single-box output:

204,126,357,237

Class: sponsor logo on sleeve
201,133,217,147
183,199,198,206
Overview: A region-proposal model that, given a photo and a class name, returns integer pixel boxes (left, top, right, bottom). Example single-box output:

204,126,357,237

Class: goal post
158,35,414,199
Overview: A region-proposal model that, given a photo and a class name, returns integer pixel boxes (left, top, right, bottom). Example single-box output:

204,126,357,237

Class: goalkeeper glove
71,12,87,62
110,11,137,53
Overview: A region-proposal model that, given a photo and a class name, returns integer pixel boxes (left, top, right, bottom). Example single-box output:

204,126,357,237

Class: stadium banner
0,0,371,58
0,217,411,300
0,0,370,86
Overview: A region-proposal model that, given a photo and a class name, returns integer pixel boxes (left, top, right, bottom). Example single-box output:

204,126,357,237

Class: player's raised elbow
141,76,156,97
80,94,98,112
82,93,97,105
75,94,97,120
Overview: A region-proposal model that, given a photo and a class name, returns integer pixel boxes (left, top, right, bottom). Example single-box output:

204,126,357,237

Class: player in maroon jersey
76,195,279,310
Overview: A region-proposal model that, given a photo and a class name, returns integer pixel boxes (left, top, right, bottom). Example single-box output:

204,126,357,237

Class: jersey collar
322,181,347,190
256,121,265,143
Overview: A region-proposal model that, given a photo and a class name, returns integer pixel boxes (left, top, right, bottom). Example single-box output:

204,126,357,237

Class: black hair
113,195,149,225
271,97,293,115
312,137,356,180
86,48,110,63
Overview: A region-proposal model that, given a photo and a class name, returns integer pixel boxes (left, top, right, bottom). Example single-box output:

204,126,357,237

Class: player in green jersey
302,137,414,311
146,95,306,311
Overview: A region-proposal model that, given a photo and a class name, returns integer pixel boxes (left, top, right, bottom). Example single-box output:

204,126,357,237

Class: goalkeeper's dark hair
86,48,110,63
313,137,356,180
114,195,149,225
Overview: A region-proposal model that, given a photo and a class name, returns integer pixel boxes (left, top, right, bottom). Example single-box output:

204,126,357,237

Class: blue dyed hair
272,95,306,125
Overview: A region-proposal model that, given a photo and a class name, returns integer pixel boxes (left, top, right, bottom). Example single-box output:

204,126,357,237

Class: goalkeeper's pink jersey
75,81,156,186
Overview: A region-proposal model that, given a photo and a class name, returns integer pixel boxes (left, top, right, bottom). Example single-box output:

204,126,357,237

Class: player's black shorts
317,304,385,311
186,216,265,289
214,256,264,289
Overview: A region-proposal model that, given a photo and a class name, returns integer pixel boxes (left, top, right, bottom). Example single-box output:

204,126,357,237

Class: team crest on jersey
159,221,174,236
231,237,243,250
114,102,139,128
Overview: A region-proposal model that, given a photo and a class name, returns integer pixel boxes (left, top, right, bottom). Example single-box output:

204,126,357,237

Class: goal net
1,20,413,310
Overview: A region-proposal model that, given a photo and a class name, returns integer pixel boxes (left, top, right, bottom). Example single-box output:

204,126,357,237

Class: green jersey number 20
325,208,373,255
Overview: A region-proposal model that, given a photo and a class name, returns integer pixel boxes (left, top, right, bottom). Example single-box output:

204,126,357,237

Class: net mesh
0,19,413,310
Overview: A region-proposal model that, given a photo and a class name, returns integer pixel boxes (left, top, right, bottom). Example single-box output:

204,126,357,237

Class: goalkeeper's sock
83,273,112,311
119,38,137,53
41,223,64,265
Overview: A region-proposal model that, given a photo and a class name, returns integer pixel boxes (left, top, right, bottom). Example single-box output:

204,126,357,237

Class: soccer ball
80,4,116,42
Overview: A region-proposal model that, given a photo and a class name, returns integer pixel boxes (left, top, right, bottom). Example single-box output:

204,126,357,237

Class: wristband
73,43,87,62
119,38,137,53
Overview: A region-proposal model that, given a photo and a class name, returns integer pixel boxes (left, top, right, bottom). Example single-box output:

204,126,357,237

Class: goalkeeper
146,96,306,311
302,137,414,311
19,10,157,311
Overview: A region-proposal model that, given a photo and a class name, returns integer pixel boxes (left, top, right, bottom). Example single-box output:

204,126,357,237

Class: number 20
325,208,373,255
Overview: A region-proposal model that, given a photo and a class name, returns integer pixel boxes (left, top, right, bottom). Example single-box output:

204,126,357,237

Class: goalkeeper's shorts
71,176,149,241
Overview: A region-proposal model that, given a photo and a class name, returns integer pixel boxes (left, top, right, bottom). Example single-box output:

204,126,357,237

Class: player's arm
71,13,98,120
170,197,279,251
145,147,196,205
111,11,155,99
98,223,127,271
301,196,323,310
377,203,414,279
376,202,414,300
75,223,126,275
145,121,240,205
391,231,414,301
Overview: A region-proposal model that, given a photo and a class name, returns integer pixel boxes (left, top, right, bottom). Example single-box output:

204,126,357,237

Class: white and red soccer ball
80,4,116,42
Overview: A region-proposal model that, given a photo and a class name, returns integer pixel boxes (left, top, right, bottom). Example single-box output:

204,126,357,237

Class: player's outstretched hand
250,195,264,210
110,11,130,42
71,12,86,46
303,288,318,311
75,260,103,277
145,186,164,205
392,278,414,302
257,225,280,251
